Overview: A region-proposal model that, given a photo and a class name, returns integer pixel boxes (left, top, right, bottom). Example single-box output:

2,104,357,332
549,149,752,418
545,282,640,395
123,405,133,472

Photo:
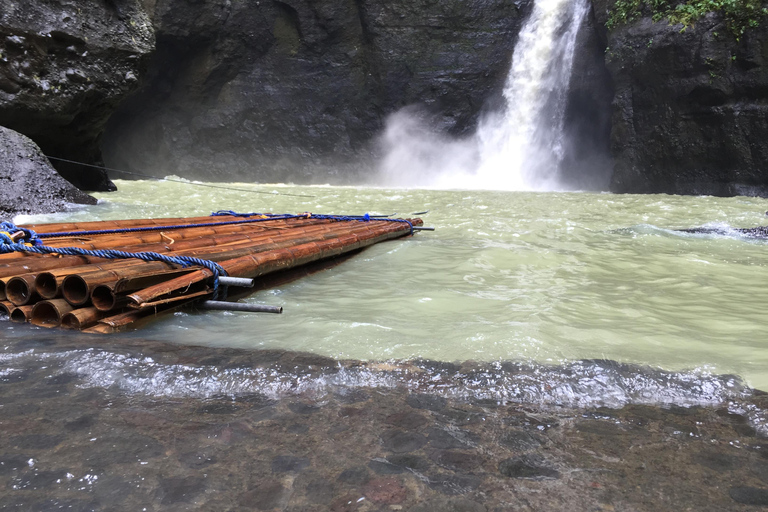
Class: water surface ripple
11,182,768,392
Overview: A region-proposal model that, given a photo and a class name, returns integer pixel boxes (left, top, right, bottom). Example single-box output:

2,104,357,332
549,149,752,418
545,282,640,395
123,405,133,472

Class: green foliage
607,0,768,38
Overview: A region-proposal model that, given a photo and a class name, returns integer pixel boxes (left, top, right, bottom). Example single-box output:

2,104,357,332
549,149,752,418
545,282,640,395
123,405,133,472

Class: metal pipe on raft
217,277,254,288
197,301,282,314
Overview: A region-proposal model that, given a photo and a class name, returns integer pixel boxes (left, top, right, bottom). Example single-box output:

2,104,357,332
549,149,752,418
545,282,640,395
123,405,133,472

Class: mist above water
377,0,589,191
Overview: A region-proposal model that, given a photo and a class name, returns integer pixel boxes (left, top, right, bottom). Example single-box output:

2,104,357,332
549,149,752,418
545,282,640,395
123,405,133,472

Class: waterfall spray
378,0,589,190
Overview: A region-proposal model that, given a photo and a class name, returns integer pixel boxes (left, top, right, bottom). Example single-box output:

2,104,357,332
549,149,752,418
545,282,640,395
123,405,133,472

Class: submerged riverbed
2,181,768,510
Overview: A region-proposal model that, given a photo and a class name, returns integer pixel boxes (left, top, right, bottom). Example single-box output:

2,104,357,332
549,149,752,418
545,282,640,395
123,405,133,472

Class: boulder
0,126,96,218
0,0,155,191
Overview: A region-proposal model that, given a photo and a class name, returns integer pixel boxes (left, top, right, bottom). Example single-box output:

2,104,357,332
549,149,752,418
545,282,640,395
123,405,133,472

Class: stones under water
1,334,767,510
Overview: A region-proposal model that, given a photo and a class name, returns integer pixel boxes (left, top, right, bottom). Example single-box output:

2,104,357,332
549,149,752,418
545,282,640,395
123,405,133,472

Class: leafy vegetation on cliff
607,0,768,37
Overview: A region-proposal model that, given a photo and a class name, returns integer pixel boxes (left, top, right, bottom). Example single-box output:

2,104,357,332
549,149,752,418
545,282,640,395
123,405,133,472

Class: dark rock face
592,2,768,197
560,2,614,191
0,126,96,217
102,0,534,183
0,0,155,191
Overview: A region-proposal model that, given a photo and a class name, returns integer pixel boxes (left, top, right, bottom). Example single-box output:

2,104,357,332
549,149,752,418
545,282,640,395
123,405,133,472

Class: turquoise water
12,180,768,390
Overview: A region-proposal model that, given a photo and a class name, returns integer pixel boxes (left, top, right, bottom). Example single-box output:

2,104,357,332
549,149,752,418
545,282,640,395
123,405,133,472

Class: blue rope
0,212,415,302
0,222,229,300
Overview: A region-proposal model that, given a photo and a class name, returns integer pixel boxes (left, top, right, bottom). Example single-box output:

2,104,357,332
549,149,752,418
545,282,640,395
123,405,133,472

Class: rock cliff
592,1,768,196
102,0,535,183
0,0,154,191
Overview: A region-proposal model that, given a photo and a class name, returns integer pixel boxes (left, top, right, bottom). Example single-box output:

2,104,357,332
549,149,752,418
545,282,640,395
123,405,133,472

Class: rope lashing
212,211,414,234
0,222,229,299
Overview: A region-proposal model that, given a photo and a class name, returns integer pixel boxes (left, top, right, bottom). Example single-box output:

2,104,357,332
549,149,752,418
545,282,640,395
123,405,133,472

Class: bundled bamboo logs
0,213,423,333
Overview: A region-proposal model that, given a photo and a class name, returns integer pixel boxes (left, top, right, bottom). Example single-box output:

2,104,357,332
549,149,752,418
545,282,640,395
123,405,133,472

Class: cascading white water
378,0,589,190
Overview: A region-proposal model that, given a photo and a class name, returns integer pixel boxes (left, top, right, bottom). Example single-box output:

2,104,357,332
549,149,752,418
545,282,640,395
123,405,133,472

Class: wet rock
693,450,739,473
369,459,406,475
408,497,487,512
381,430,428,453
387,454,432,473
179,451,217,468
85,434,164,467
595,6,768,197
14,469,67,489
337,466,371,486
64,414,97,432
435,409,485,426
287,423,310,435
158,476,206,504
499,455,559,479
427,427,479,449
102,0,534,184
576,420,626,436
9,434,63,450
430,450,484,472
363,476,407,504
0,127,96,216
0,454,32,474
92,474,140,502
335,389,370,404
239,480,291,510
427,474,482,495
498,430,541,452
0,0,154,191
199,402,241,415
386,411,430,431
304,477,336,504
1,403,40,417
729,487,768,505
407,394,447,412
272,455,310,473
329,493,365,512
288,402,321,415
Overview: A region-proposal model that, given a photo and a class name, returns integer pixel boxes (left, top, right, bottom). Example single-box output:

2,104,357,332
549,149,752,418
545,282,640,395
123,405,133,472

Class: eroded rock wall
0,0,155,191
592,2,768,197
102,0,534,183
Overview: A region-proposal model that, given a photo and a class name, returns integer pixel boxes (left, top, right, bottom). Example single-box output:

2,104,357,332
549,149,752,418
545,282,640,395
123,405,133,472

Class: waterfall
378,0,589,190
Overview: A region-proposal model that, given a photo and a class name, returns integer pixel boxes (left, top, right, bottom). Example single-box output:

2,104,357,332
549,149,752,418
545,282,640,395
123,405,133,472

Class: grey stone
381,430,428,453
729,487,768,505
0,127,96,216
272,455,310,473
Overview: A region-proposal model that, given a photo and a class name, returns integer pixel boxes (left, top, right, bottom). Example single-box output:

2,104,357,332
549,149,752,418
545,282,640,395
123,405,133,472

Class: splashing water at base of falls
377,0,588,191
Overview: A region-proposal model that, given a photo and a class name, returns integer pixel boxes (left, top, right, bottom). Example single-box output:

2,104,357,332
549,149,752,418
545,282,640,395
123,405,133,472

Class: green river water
14,179,768,391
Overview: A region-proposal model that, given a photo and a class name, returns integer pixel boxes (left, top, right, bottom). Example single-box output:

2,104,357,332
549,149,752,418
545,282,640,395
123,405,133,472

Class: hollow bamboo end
7,276,34,306
62,275,90,307
31,302,60,327
91,285,117,312
35,272,59,299
10,306,33,323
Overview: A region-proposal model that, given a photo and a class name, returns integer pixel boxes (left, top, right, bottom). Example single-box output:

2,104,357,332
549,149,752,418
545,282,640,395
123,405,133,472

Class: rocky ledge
0,126,96,217
592,2,768,197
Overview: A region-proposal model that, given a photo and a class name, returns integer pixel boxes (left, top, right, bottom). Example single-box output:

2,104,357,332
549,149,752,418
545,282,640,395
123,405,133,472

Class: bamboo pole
61,307,110,330
6,274,39,306
10,305,34,323
57,221,408,308
127,219,419,307
31,299,73,327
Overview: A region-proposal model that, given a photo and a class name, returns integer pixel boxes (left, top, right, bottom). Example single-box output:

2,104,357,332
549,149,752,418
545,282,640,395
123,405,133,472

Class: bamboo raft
0,212,425,333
